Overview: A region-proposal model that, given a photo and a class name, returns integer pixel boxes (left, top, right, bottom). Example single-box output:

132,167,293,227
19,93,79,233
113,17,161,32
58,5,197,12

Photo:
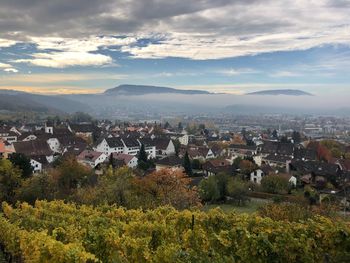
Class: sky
1,0,350,95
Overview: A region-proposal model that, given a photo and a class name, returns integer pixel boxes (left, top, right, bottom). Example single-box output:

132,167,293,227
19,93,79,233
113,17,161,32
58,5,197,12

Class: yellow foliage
0,201,349,262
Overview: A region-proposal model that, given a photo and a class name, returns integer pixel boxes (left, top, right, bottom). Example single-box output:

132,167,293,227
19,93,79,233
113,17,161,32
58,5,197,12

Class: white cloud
270,71,302,78
0,39,17,48
219,68,260,76
0,73,126,84
30,36,137,52
0,62,18,73
11,36,137,68
0,62,12,68
14,51,113,68
122,26,350,60
3,68,18,73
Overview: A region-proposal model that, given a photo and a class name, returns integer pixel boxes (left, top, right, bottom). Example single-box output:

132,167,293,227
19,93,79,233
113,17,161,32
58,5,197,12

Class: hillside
104,84,210,95
247,89,312,96
0,93,61,113
0,90,90,114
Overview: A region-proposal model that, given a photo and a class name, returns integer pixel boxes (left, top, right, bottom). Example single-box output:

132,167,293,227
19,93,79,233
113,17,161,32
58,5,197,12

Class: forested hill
104,84,211,95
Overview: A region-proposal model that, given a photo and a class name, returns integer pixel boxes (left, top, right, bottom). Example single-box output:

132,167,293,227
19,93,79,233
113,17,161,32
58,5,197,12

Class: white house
95,137,156,159
281,174,297,187
45,123,53,134
250,169,265,184
47,138,61,153
95,137,124,156
156,139,175,156
30,158,42,173
112,153,138,168
30,156,49,173
77,150,108,168
0,127,18,144
122,137,142,156
178,134,189,145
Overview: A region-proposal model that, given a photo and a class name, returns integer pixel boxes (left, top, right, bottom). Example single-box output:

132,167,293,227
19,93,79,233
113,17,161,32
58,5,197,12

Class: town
1,113,349,214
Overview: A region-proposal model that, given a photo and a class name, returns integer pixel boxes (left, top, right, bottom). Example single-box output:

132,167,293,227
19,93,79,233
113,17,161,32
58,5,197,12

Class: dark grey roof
156,156,183,166
13,140,53,157
31,155,49,165
264,154,291,163
261,141,294,156
293,147,317,161
290,160,340,177
69,124,96,133
121,137,140,147
229,144,257,150
106,137,124,148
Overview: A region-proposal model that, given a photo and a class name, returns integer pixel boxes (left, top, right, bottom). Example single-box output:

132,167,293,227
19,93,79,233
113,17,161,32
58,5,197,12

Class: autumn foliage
1,201,349,262
134,168,201,209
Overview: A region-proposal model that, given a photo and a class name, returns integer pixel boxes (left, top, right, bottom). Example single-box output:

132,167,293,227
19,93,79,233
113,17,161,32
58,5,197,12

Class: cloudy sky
1,0,350,95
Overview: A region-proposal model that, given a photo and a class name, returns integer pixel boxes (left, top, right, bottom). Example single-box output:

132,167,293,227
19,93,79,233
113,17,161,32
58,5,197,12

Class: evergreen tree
137,144,149,171
8,153,33,179
292,131,301,144
164,121,171,129
183,151,193,176
138,144,148,163
108,153,115,168
272,129,278,139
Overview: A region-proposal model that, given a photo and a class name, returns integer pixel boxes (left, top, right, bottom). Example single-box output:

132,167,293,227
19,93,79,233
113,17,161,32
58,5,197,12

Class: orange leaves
133,168,201,209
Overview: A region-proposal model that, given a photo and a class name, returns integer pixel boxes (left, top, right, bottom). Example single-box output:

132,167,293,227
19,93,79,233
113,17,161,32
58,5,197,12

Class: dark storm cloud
0,0,259,37
1,0,350,62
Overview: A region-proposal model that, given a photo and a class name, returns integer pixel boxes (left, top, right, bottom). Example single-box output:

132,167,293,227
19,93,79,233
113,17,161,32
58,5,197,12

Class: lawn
203,198,271,214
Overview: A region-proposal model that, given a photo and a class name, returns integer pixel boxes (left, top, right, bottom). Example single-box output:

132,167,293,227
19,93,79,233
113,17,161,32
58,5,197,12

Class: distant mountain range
104,84,210,95
2,86,349,118
246,89,312,96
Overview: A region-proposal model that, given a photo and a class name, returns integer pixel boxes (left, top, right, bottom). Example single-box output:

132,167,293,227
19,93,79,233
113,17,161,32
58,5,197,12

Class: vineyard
0,201,349,262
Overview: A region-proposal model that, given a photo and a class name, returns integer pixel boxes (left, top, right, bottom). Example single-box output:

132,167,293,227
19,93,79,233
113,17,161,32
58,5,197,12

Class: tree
280,136,289,143
134,169,201,209
317,144,332,162
178,122,183,131
192,159,202,170
51,157,93,198
216,173,230,200
198,173,230,202
226,178,250,206
16,173,55,204
232,157,243,170
261,175,290,194
199,176,221,202
272,129,278,139
70,112,93,123
292,131,301,144
138,144,148,163
108,153,116,168
239,160,257,176
0,159,22,203
137,144,153,171
164,121,171,129
183,151,193,176
173,139,181,156
73,166,136,207
8,153,33,179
